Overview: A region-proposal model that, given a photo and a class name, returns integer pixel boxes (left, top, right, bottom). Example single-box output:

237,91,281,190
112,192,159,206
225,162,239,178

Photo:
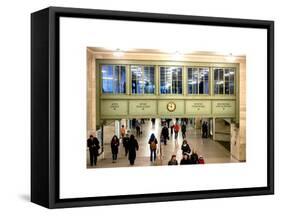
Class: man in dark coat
161,124,169,145
87,135,100,166
128,134,139,165
204,122,208,138
190,152,199,164
123,133,130,156
181,123,187,139
180,153,192,165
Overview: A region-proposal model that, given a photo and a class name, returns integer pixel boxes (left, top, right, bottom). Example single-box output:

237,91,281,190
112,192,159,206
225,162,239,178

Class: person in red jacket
198,155,205,164
174,122,180,139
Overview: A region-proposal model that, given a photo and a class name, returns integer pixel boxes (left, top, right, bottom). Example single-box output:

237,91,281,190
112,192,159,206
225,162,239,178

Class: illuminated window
188,68,209,94
131,65,155,94
160,66,182,94
214,68,235,95
101,65,126,94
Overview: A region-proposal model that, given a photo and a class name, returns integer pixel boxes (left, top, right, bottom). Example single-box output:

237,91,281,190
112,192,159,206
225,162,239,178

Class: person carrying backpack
148,133,158,162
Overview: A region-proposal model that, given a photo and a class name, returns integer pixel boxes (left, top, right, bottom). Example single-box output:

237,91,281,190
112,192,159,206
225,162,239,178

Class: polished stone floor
87,119,238,169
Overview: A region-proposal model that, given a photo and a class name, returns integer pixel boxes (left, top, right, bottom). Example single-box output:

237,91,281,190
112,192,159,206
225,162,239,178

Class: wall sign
186,100,211,116
101,100,128,116
212,100,235,116
129,100,157,116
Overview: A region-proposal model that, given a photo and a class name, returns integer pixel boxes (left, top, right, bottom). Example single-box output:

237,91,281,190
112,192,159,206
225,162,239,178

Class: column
212,117,216,140
210,67,214,96
114,120,120,138
155,65,159,95
126,65,130,95
127,119,131,132
183,66,187,96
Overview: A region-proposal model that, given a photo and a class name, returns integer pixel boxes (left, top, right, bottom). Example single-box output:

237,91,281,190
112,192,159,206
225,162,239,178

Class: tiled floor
87,119,238,169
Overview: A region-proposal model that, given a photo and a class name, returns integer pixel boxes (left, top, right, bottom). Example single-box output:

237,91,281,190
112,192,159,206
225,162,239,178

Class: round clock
167,101,176,112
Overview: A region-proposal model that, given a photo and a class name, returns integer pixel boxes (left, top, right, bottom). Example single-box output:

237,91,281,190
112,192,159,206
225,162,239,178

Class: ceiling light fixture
113,48,124,57
172,51,184,60
225,53,236,62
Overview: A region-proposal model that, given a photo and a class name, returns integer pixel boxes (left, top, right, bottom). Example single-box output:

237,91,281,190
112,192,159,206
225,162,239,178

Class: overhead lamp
172,51,184,60
225,53,236,62
113,48,124,57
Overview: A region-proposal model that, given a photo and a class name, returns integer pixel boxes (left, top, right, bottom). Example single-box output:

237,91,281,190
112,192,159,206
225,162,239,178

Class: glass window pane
160,67,171,94
229,68,235,94
102,65,113,93
203,68,209,94
143,66,155,94
224,69,230,94
199,68,204,94
160,66,182,94
131,65,143,94
120,66,126,93
193,69,198,94
113,66,119,93
101,65,126,94
188,68,193,94
214,68,224,95
188,68,209,94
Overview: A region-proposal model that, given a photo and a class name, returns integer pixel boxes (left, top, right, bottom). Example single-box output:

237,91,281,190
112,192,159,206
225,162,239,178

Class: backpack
150,140,157,150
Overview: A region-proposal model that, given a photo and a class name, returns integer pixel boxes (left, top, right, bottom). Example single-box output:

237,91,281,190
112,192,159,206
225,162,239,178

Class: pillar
114,120,120,138
212,117,216,140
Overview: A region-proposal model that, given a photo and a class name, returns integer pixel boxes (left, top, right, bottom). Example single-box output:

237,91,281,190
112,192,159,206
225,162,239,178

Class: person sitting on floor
180,153,191,165
190,151,199,164
198,155,205,164
168,155,178,165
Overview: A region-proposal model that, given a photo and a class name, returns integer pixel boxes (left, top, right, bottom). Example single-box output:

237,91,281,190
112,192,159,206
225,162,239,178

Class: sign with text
129,100,157,116
101,100,128,116
212,100,235,116
186,100,211,116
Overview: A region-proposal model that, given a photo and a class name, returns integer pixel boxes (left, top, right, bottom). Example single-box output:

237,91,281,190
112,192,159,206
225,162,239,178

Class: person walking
204,122,208,138
202,122,206,138
120,125,126,140
151,118,156,128
123,133,130,156
136,121,141,137
87,135,100,166
168,155,178,165
161,124,169,145
148,133,158,162
181,123,187,139
170,123,174,136
166,118,171,128
111,135,120,163
128,134,139,165
174,122,180,139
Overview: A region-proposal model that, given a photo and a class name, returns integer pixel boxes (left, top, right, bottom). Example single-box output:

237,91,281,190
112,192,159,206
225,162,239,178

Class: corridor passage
87,119,238,168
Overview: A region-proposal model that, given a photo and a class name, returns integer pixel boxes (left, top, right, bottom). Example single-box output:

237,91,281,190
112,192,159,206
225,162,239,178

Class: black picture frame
31,6,274,208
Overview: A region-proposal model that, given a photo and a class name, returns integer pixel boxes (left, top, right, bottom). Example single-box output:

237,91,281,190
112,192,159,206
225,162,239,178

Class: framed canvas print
31,7,274,208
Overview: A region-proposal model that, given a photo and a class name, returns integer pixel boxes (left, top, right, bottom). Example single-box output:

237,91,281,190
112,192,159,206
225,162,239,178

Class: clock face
167,102,176,112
